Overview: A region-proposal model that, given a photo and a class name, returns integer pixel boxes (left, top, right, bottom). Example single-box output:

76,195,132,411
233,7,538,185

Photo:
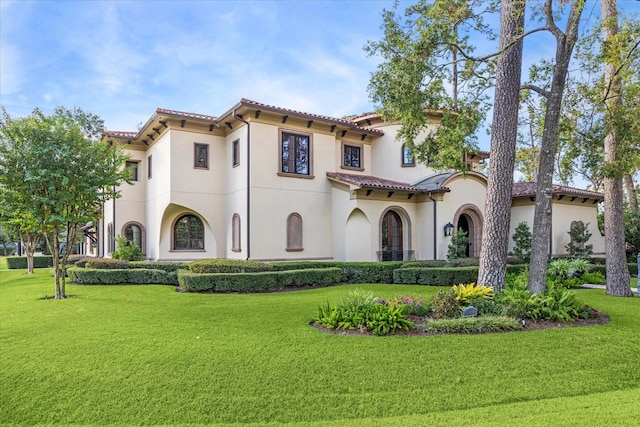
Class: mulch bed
311,310,610,337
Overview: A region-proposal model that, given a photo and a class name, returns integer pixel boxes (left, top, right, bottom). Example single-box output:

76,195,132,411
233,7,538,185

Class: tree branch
521,84,551,99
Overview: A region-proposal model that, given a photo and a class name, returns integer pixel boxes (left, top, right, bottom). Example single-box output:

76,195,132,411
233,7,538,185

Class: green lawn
1,267,639,426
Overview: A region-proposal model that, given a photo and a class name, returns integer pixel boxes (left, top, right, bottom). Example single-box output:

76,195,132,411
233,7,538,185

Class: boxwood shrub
6,256,54,269
85,259,131,269
67,267,177,285
271,261,403,283
129,261,190,273
178,267,342,292
189,259,273,274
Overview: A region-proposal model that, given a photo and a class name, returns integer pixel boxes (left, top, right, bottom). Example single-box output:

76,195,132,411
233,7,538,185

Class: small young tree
510,221,532,263
565,222,593,258
447,230,470,260
0,106,131,298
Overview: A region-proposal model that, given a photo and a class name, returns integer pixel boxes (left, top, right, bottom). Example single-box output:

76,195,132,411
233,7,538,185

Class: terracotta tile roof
156,108,217,121
512,182,603,200
327,172,424,192
234,99,384,135
103,131,137,139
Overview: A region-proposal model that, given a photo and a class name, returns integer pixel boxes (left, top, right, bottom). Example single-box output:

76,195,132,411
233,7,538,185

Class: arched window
122,222,145,254
232,214,241,252
173,214,204,250
286,213,303,251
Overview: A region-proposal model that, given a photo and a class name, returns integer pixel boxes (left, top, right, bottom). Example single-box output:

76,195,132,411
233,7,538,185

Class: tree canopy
0,106,131,298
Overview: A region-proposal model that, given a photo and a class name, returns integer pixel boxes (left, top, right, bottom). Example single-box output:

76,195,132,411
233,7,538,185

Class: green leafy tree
0,107,131,298
447,229,470,259
365,0,497,171
510,222,532,262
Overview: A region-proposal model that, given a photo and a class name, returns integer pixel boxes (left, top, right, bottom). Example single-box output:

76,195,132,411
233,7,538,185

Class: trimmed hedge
271,261,404,284
6,256,53,269
189,259,272,274
178,267,342,292
85,259,131,269
393,264,528,286
67,267,177,285
130,261,190,273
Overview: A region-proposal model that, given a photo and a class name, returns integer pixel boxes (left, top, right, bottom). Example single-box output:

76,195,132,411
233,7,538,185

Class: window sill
401,163,416,168
170,249,206,252
286,248,304,252
231,248,241,253
277,172,314,179
341,166,364,172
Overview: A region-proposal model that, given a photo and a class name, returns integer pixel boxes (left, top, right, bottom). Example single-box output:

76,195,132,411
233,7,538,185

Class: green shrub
430,289,460,319
425,316,521,334
386,294,431,316
314,289,414,336
6,256,53,269
178,268,341,292
452,283,493,305
447,230,470,260
189,259,272,274
67,267,177,285
510,222,532,263
85,259,131,269
111,236,142,261
628,263,638,276
393,266,479,286
473,299,509,317
129,261,190,273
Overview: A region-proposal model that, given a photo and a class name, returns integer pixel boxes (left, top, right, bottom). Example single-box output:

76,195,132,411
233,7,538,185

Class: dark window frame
147,155,152,179
194,143,209,169
122,221,145,254
173,214,205,251
278,129,313,178
232,139,240,167
126,160,139,181
342,142,364,171
402,144,416,167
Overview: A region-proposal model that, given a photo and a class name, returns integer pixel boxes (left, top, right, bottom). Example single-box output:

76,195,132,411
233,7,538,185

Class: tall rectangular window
280,131,311,176
343,144,362,169
194,143,209,169
126,161,139,181
147,155,152,179
402,144,415,166
232,139,240,167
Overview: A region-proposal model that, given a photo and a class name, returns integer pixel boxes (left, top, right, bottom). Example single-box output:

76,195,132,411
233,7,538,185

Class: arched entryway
379,207,412,261
453,204,483,258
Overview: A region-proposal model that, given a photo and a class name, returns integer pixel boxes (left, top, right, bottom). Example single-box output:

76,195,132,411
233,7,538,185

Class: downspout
428,192,437,260
112,186,116,256
233,110,251,260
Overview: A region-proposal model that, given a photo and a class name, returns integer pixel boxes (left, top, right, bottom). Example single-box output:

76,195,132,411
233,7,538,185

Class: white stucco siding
438,174,487,258
507,204,533,255
552,201,605,255
370,123,438,183
249,187,332,260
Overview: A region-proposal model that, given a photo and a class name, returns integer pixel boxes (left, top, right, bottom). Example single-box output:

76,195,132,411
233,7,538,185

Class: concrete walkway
581,283,638,295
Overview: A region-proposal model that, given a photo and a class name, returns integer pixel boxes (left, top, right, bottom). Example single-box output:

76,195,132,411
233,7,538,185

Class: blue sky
1,0,639,151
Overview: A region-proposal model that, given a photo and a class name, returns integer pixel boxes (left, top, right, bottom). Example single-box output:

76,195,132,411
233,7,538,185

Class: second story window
194,143,209,169
232,139,240,167
126,161,139,181
342,144,362,170
280,131,311,176
402,144,415,166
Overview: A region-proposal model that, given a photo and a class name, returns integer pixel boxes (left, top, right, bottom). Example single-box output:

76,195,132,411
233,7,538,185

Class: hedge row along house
87,98,604,262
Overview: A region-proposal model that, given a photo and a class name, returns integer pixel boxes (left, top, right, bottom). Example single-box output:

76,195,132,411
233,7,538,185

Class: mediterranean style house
87,98,604,262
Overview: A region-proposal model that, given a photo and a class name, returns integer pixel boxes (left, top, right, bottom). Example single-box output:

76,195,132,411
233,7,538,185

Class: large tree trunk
477,0,525,291
528,0,584,294
602,0,632,296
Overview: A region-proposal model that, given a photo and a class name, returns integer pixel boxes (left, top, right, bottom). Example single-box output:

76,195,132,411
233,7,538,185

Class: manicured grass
1,269,639,426
0,256,7,270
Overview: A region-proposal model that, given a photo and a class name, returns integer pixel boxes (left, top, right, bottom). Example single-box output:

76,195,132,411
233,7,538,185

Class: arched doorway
379,208,412,261
452,204,483,258
456,214,472,257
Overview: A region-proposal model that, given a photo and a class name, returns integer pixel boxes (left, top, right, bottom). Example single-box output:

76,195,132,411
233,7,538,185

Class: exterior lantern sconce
444,222,455,237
